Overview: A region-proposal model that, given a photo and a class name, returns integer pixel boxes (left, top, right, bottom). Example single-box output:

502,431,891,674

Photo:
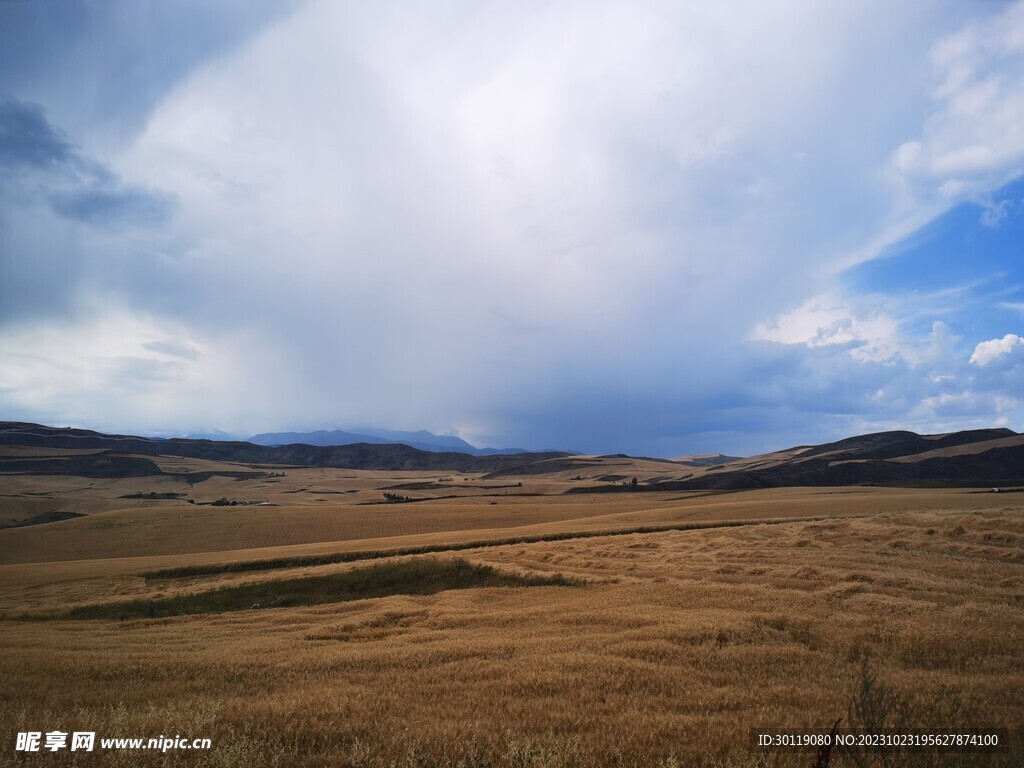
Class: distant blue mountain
350,428,479,453
246,427,555,456
182,429,247,442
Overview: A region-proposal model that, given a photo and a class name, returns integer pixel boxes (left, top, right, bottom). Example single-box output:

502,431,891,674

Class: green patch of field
66,558,575,620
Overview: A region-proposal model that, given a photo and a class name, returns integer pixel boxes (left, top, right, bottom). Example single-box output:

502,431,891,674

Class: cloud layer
1,1,1023,455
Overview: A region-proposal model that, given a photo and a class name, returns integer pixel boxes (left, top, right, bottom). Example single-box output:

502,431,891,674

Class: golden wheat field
1,472,1022,767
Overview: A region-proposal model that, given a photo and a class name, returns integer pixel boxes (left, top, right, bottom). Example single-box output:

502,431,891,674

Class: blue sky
845,178,1024,342
1,1,1022,457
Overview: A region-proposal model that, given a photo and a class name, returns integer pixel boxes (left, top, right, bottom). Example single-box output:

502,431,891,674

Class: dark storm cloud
0,0,303,145
0,0,297,325
0,97,74,170
0,97,178,330
1,96,174,227
48,184,173,228
0,0,297,333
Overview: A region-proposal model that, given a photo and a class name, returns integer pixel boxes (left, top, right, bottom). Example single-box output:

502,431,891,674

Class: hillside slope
563,429,1024,492
0,422,568,475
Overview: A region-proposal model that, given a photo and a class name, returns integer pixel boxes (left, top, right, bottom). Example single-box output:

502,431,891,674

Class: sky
1,1,1023,457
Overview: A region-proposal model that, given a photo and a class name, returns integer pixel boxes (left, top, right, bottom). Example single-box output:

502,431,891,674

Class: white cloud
979,197,1012,228
750,291,969,368
0,300,295,434
916,389,1019,422
750,290,1024,437
831,1,1024,272
970,333,1024,366
888,1,1024,209
751,293,903,361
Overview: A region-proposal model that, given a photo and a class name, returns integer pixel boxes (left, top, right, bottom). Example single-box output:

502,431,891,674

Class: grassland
1,465,1022,766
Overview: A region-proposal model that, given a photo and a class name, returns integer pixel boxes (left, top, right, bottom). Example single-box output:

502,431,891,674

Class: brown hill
562,429,1023,492
0,422,568,476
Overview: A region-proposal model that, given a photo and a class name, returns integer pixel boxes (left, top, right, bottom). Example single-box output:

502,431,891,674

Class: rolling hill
2,421,1021,489
0,422,569,476
564,428,1024,492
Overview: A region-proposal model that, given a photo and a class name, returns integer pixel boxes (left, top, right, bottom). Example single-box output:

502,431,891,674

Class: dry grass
1,484,1022,766
1,484,1009,565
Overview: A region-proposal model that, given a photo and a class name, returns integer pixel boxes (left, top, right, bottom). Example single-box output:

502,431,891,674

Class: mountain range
246,428,555,456
0,422,568,476
1,421,1021,488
